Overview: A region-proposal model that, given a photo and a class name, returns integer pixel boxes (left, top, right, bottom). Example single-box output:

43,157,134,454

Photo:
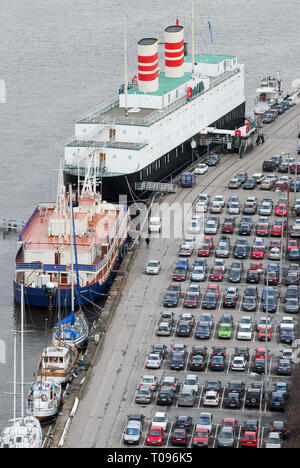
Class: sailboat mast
123,11,129,117
191,0,195,74
69,185,75,314
20,282,24,418
13,332,17,423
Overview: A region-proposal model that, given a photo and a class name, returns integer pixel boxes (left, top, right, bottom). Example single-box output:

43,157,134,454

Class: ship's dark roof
165,25,184,33
137,38,157,46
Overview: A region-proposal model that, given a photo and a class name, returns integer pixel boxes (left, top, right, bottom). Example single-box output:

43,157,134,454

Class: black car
245,388,262,408
163,292,180,307
242,296,257,312
204,380,222,393
243,178,257,190
238,224,252,237
195,322,211,340
209,355,226,371
202,293,217,309
228,267,242,283
242,419,259,433
191,345,208,358
226,380,245,396
176,321,192,337
246,270,261,283
234,346,250,361
270,155,282,167
189,355,206,371
225,392,241,409
251,358,266,374
156,387,175,405
174,416,193,433
223,291,238,308
268,391,286,411
212,346,227,357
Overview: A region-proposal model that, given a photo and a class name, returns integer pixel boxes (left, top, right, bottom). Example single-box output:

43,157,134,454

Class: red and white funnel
164,25,184,78
137,38,159,93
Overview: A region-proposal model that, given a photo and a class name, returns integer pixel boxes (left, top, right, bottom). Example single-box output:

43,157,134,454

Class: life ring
41,394,48,402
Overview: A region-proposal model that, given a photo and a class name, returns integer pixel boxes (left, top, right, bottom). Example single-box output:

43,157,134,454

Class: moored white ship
27,379,62,422
254,74,284,114
63,20,247,202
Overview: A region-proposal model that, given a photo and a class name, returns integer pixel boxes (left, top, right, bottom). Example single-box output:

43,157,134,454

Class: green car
218,323,232,339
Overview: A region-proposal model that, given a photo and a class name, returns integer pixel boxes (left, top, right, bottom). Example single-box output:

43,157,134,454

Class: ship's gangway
135,181,177,193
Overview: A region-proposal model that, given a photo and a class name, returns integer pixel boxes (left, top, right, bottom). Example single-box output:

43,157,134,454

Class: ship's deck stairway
135,181,177,193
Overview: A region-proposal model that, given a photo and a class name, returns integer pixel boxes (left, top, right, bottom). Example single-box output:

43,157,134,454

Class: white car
151,412,167,431
203,391,219,407
161,376,177,390
198,193,210,203
237,324,252,341
187,283,200,295
281,348,293,360
259,203,272,216
213,259,226,272
204,221,217,234
231,356,246,371
182,237,196,249
268,247,281,260
239,315,252,326
213,195,225,207
280,317,295,331
184,374,199,393
194,163,208,175
265,432,281,448
210,202,222,214
195,201,208,213
252,173,265,184
191,266,205,282
145,260,161,275
138,375,158,391
146,353,162,369
196,412,213,433
228,202,240,215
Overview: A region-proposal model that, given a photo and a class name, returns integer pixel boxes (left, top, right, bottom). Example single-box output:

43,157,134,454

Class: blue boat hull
13,274,114,308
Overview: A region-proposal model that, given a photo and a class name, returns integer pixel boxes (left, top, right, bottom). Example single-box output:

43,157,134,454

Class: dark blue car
195,322,211,339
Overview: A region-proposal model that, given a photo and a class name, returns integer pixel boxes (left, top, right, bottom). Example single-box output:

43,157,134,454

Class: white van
148,216,161,233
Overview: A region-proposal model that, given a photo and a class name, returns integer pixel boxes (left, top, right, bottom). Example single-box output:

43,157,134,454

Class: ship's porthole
112,154,117,159
128,155,132,160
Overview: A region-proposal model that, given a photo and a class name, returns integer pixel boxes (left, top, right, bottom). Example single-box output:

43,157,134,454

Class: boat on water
0,285,42,449
36,343,77,386
27,379,62,422
14,166,130,308
63,21,247,202
254,74,284,114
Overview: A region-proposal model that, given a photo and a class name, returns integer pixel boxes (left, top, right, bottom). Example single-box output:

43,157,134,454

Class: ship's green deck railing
78,68,241,127
66,140,146,151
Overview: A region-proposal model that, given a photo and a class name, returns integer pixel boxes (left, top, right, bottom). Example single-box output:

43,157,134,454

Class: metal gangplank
135,181,177,193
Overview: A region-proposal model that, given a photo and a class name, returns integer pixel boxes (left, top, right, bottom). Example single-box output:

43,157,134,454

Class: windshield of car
126,428,139,435
149,429,161,437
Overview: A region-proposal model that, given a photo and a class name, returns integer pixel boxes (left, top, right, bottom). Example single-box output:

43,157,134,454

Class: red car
241,431,258,448
210,267,224,281
255,347,270,360
258,326,272,341
192,427,210,447
146,426,164,446
183,293,199,308
249,261,263,272
274,181,288,192
270,224,282,237
198,244,211,257
256,223,269,236
222,418,238,432
222,222,234,234
172,267,187,281
270,239,281,249
205,283,220,298
288,239,299,251
251,246,265,259
264,271,278,285
275,203,287,216
203,236,214,249
171,428,188,446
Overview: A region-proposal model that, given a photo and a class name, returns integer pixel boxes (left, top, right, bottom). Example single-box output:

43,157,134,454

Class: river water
0,0,299,428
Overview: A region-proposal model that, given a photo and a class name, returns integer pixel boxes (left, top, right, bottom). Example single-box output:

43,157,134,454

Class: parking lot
64,103,300,448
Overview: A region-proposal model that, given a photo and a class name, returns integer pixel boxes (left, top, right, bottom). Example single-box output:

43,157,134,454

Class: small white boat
27,379,62,422
37,343,77,386
254,74,284,114
0,417,42,449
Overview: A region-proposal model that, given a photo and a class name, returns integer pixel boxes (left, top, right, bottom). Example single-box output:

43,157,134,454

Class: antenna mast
123,11,129,117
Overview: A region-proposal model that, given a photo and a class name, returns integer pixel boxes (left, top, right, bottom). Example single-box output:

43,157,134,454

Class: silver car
135,385,153,404
178,386,196,407
191,266,206,281
259,203,272,216
204,221,217,234
285,298,299,314
216,426,235,448
228,202,240,215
